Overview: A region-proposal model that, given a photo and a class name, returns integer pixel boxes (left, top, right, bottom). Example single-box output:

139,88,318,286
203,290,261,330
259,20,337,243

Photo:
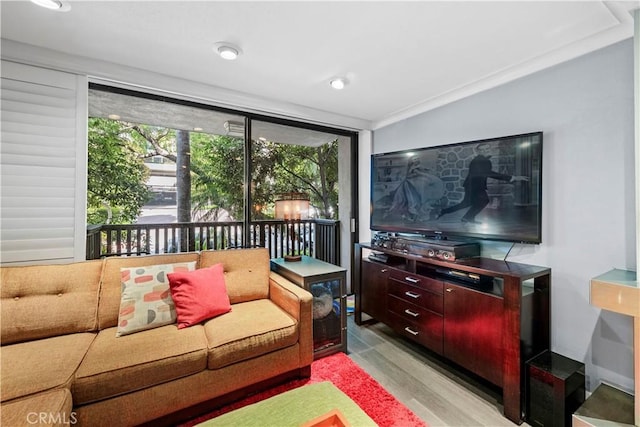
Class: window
87,84,357,272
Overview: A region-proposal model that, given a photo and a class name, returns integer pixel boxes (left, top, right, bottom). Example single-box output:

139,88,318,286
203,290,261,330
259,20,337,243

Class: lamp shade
275,192,310,220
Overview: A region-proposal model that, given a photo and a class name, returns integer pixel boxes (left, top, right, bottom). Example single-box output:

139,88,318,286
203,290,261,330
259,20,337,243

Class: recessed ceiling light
193,127,203,132
329,78,348,90
218,46,238,60
30,0,70,11
108,114,121,120
214,43,241,61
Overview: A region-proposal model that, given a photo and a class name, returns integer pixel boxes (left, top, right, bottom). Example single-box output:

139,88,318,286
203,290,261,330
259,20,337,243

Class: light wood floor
346,314,531,427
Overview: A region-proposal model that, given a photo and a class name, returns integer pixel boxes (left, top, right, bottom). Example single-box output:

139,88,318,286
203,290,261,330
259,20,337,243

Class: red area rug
181,352,426,427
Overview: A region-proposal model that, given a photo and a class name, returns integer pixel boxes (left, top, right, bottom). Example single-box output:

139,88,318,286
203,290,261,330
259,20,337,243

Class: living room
1,2,639,426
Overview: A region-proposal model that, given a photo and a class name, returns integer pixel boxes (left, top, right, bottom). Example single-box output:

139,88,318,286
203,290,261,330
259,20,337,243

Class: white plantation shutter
1,61,87,264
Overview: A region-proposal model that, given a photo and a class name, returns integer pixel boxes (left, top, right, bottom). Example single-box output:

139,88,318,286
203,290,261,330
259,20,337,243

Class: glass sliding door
87,85,245,254
86,83,357,285
249,119,353,271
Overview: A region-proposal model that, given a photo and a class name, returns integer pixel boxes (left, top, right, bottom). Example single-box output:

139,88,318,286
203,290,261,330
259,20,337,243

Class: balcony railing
86,219,340,264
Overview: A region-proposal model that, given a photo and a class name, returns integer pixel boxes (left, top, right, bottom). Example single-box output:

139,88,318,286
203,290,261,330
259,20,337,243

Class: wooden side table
271,256,347,359
582,269,639,426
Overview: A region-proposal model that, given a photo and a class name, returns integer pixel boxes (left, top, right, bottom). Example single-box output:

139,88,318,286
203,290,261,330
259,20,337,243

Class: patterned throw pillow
116,262,196,337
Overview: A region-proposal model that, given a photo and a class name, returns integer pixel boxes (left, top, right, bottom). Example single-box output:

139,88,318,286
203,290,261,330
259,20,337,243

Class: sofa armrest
268,271,314,367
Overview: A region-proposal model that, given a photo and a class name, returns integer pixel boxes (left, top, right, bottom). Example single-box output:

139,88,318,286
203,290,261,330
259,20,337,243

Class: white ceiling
1,1,638,130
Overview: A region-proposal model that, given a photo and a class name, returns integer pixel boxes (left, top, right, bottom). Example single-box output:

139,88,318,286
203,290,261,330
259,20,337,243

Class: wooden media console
354,242,551,424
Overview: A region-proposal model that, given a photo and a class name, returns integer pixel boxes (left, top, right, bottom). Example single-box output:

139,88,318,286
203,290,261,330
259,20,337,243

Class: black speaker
526,351,585,427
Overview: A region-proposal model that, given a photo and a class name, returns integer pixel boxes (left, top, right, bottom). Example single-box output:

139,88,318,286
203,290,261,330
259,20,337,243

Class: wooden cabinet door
361,260,389,322
443,282,504,386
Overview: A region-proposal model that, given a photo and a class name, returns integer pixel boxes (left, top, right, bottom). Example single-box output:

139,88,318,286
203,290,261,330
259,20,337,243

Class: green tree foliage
250,140,288,219
87,118,150,224
189,133,245,221
268,140,338,219
87,119,339,224
188,134,339,221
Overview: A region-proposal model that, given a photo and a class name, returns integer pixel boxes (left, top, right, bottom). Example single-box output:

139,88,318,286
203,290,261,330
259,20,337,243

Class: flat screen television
370,132,543,244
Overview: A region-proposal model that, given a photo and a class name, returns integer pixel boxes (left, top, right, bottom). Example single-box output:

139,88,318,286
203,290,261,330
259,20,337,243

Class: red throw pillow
167,263,231,328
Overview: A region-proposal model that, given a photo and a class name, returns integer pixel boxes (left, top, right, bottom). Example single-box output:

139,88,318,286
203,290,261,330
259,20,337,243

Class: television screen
370,132,543,244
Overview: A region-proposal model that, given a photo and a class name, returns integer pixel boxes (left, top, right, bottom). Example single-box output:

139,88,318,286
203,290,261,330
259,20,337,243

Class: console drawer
388,294,440,322
389,270,443,294
387,310,443,355
388,279,443,314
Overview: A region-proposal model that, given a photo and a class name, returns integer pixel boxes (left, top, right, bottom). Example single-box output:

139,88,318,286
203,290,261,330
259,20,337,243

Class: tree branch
130,124,177,162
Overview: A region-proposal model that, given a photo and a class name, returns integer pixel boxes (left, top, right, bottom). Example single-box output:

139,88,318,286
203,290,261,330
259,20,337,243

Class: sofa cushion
116,261,196,336
1,389,73,427
199,248,270,304
73,324,208,405
98,253,200,330
168,263,232,329
0,260,102,345
204,299,298,369
1,333,96,402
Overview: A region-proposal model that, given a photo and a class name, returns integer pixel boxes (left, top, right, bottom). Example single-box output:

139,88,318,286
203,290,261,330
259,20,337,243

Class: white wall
371,40,636,393
358,130,372,244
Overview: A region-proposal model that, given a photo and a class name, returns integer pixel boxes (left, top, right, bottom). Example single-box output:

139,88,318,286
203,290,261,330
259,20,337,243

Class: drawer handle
404,327,419,336
446,288,453,293
404,309,419,318
405,276,420,284
380,269,388,273
405,291,421,299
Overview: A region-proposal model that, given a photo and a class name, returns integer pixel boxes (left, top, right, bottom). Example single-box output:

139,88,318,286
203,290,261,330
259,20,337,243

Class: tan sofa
1,248,313,426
